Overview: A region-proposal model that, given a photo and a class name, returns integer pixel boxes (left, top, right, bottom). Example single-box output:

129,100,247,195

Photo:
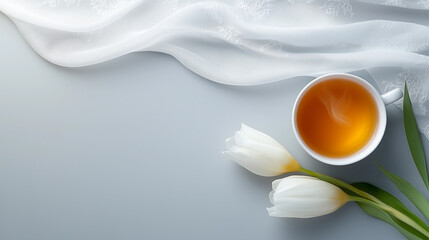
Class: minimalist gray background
1,13,429,240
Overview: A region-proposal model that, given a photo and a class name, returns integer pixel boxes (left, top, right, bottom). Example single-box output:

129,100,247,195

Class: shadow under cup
292,73,388,166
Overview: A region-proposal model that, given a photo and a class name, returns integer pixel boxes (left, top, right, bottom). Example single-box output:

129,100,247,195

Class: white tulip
223,124,300,177
267,175,349,218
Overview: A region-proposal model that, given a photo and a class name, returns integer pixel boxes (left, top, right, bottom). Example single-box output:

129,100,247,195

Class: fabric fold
1,0,429,137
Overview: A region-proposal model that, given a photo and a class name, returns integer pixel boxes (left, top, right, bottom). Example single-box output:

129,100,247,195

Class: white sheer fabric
1,0,429,137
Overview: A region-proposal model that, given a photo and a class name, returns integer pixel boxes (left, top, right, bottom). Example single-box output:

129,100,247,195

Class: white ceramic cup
292,73,403,166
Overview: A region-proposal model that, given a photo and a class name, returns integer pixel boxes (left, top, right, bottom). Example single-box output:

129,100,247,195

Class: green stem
300,167,429,237
299,167,383,204
349,196,429,239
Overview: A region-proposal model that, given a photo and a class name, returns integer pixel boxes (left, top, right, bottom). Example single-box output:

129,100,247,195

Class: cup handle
381,88,403,106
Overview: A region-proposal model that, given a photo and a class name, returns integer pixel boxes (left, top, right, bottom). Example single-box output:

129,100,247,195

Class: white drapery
1,0,429,137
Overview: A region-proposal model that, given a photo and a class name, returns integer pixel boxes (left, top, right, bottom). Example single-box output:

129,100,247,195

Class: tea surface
297,79,378,158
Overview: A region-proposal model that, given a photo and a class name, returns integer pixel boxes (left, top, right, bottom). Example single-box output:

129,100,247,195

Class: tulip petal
267,206,280,217
269,190,275,205
223,124,300,176
267,176,349,218
233,135,294,167
225,137,236,150
240,124,284,149
234,131,285,154
223,150,280,176
232,147,289,176
272,179,281,191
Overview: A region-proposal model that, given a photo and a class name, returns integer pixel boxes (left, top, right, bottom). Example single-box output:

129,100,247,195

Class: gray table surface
1,13,429,240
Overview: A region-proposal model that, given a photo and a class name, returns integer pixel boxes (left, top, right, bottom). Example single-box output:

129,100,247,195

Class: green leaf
356,202,426,240
351,182,429,239
404,83,429,190
377,164,429,221
352,183,429,230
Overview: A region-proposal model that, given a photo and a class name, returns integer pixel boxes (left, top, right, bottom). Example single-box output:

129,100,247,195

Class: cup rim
292,73,387,166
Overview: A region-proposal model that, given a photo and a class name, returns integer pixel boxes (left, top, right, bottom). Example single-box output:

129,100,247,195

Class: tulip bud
223,124,300,177
267,175,349,218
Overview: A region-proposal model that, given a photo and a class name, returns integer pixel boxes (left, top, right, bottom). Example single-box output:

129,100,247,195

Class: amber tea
296,78,378,158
